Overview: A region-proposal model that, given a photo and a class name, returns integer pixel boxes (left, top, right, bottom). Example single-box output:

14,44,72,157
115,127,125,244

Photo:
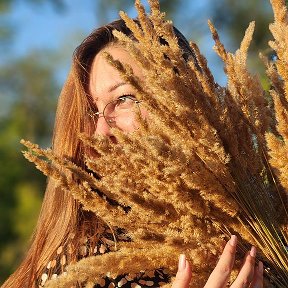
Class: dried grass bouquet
22,0,288,287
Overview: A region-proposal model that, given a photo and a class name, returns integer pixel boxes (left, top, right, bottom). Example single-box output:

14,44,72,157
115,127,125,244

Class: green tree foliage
0,0,284,284
210,0,274,87
0,51,59,283
211,0,273,49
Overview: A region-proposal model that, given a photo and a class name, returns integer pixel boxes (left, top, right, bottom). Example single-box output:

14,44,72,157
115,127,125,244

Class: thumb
171,254,192,288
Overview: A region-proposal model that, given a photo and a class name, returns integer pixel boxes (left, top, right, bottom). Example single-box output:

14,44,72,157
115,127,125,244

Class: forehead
89,45,142,97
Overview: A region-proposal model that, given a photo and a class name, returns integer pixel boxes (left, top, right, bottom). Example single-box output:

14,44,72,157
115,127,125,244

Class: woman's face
89,45,145,136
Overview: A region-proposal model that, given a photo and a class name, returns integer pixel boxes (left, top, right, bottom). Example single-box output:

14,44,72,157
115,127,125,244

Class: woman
2,19,263,288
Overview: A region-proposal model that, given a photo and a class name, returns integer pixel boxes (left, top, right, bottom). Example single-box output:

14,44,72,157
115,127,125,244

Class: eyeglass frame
88,95,141,127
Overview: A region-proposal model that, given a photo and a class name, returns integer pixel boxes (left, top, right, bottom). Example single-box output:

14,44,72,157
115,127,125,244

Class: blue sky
7,0,99,58
3,0,225,84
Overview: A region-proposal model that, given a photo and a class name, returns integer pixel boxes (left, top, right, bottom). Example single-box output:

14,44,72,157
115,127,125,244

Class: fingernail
250,246,257,257
178,254,186,272
229,235,237,247
258,261,263,273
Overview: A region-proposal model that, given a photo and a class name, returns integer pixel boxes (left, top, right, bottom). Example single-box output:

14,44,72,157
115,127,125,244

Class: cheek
117,107,149,133
117,116,138,132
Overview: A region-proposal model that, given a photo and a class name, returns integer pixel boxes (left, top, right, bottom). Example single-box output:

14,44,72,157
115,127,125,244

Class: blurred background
0,0,275,283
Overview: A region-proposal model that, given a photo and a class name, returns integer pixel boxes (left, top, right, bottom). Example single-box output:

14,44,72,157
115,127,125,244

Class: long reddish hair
2,19,135,288
2,19,193,287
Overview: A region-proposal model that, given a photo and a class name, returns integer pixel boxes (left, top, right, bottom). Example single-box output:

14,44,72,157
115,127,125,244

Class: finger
230,246,257,288
204,235,237,288
249,261,264,288
171,254,192,288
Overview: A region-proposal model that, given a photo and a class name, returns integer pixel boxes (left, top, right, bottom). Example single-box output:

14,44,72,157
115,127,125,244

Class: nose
95,116,113,136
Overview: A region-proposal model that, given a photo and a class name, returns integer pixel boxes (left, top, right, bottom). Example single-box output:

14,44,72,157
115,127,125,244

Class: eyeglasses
89,95,141,127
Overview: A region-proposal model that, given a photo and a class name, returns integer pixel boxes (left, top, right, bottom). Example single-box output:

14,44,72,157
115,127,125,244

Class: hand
171,235,263,288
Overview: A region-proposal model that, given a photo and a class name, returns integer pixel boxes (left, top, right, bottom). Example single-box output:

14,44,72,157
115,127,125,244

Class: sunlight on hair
21,0,288,287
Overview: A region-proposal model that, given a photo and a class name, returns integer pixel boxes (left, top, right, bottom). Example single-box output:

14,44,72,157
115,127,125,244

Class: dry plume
22,0,288,287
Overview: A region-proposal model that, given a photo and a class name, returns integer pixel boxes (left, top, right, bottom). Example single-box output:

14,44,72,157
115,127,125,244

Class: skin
89,46,263,288
172,235,263,288
89,45,145,136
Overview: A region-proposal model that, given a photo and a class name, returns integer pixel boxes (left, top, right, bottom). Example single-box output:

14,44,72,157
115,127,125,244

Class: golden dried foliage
21,0,288,287
266,0,288,194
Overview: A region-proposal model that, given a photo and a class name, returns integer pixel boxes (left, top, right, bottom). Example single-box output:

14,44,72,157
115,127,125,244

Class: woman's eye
113,95,138,112
120,95,136,101
116,95,136,106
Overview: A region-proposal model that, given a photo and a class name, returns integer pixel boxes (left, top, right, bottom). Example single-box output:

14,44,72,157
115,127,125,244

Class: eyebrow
92,82,129,102
108,82,128,93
